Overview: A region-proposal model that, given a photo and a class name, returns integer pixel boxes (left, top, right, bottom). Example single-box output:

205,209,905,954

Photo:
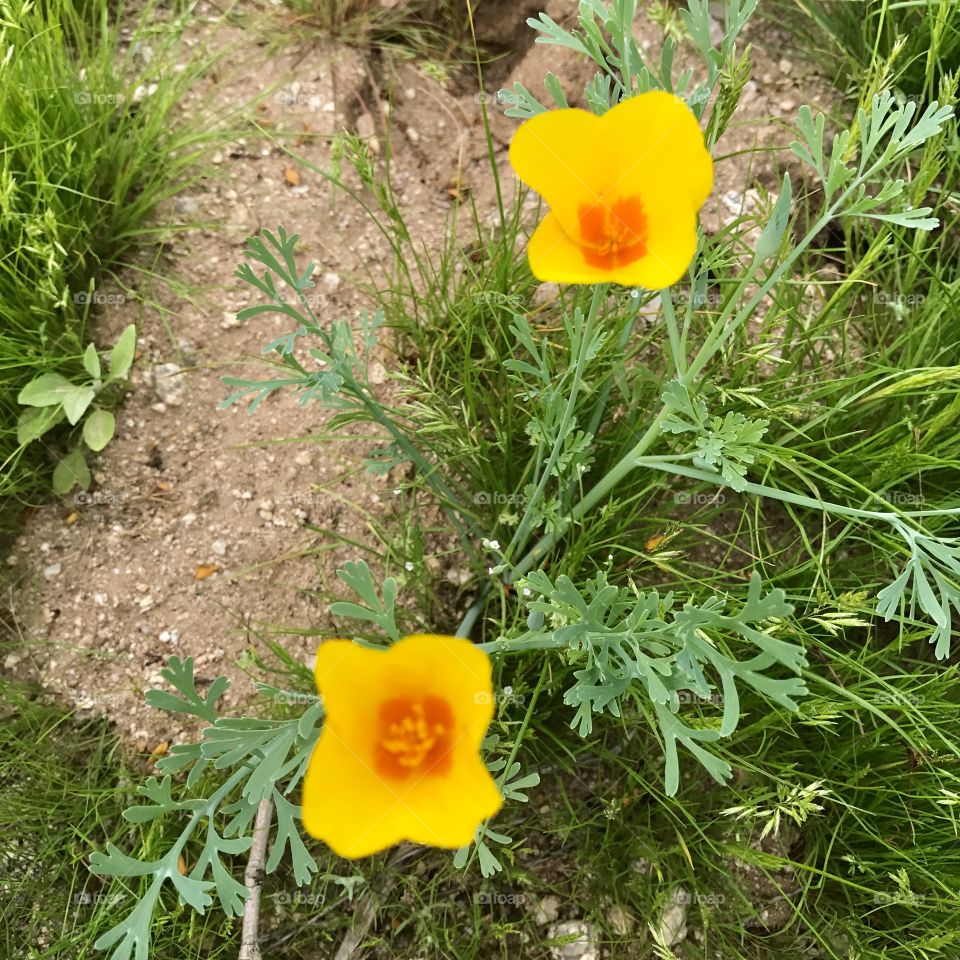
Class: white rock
607,904,632,936
534,895,561,925
132,82,158,104
174,195,199,215
656,890,689,947
721,190,743,214
322,271,342,293
43,562,62,579
211,539,228,557
152,362,186,406
547,921,598,960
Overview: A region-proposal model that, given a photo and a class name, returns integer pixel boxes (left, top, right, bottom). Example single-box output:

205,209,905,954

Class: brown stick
238,796,274,960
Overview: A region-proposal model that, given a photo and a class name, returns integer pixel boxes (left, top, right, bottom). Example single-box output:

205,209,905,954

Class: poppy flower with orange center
301,634,503,859
509,90,713,288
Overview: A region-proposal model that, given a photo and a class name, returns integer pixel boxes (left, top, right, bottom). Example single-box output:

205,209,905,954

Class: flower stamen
375,696,453,779
577,196,648,269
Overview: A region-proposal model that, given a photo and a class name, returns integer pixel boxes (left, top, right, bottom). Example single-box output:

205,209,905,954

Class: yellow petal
527,195,697,289
608,189,698,289
302,720,410,858
509,107,610,238
510,93,711,235
303,634,502,858
527,212,622,284
400,751,503,848
605,91,713,210
386,634,496,749
314,639,389,754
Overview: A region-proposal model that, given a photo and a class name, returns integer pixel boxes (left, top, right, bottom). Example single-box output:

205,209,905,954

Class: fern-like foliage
453,733,540,878
660,380,769,491
89,657,322,960
791,91,954,227
514,569,805,794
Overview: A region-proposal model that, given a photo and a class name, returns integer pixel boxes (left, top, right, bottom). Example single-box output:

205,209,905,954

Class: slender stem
660,287,687,378
511,410,667,578
477,633,565,654
461,661,548,871
456,291,636,637
507,185,861,577
504,284,606,561
238,796,274,960
637,459,893,523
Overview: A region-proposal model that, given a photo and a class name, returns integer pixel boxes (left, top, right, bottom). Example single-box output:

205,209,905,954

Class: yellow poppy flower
509,91,713,288
302,634,503,859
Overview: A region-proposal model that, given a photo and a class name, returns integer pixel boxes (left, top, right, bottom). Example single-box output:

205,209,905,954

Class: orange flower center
577,196,648,269
375,696,453,780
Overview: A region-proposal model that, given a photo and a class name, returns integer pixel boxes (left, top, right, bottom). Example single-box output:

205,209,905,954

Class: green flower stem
458,660,548,871
466,141,925,632
477,632,565,654
660,286,687,378
281,300,482,559
511,411,666,578
633,458,932,524
503,284,607,562
179,764,252,860
458,286,629,639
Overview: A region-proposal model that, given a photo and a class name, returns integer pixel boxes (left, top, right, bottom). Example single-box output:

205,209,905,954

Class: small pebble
152,362,186,407
534,895,560,925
